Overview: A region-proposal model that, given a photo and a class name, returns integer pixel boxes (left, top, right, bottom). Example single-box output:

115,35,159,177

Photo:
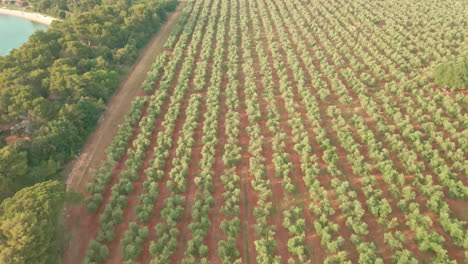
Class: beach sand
0,8,57,25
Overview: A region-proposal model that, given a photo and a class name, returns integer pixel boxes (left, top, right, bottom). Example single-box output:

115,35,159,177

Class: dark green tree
0,180,65,264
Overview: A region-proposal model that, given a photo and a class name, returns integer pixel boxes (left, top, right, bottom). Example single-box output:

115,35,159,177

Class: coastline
0,8,57,25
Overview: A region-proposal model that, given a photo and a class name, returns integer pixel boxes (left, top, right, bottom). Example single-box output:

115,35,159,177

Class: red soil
138,85,194,263
205,91,228,263
247,7,292,264
170,24,217,260
272,88,326,262
205,15,230,263
137,170,171,264
137,159,173,264
104,113,161,264
270,75,326,262
134,46,193,263
63,117,142,264
63,0,467,263
237,63,256,263
301,3,466,260
170,101,205,263
63,3,197,264
236,113,255,263
4,135,30,145
257,111,291,264
254,35,323,264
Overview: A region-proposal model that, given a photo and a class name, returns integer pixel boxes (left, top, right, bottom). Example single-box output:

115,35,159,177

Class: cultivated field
68,0,467,263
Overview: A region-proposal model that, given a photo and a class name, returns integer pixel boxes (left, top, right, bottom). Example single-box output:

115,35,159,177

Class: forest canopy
0,180,65,264
0,0,178,200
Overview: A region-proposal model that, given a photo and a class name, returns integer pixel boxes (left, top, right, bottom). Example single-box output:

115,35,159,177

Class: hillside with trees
0,0,178,261
0,0,178,199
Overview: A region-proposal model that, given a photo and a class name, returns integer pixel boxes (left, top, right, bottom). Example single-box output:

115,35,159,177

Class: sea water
0,13,47,56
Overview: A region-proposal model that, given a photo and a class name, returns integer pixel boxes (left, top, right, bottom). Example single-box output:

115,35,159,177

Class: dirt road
65,2,186,193
62,3,186,264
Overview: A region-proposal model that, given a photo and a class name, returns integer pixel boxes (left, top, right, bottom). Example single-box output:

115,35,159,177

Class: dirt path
62,3,187,264
65,2,187,193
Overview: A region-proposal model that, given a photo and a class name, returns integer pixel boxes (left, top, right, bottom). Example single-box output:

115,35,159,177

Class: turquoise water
0,14,47,56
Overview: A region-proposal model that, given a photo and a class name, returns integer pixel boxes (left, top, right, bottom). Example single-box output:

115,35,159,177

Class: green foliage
0,0,178,203
84,240,109,264
0,1,180,264
8,0,462,263
433,53,467,91
122,223,149,261
0,146,28,199
0,180,65,264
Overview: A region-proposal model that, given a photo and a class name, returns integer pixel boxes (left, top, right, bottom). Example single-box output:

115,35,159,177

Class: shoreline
0,8,57,25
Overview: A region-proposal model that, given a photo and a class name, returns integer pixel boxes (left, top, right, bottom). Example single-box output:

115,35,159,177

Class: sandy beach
0,8,57,25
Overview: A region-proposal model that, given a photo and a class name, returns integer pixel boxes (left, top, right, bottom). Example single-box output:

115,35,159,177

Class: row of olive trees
85,96,147,212
257,0,354,261
181,1,228,262
84,0,207,262
322,0,464,256
328,102,429,262
282,207,308,262
150,94,202,264
88,30,203,259
255,0,352,262
147,1,219,261
239,3,279,260
132,0,205,225
298,0,464,258
85,85,170,263
250,1,321,262
118,1,211,261
253,21,294,194
217,1,242,261
150,195,185,263
141,0,198,94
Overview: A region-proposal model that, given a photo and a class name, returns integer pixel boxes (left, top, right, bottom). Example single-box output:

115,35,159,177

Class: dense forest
28,0,127,18
0,181,65,263
0,0,177,262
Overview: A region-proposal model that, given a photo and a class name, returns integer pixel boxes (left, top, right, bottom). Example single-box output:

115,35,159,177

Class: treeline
28,0,125,18
0,0,178,262
0,0,178,200
27,0,69,18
